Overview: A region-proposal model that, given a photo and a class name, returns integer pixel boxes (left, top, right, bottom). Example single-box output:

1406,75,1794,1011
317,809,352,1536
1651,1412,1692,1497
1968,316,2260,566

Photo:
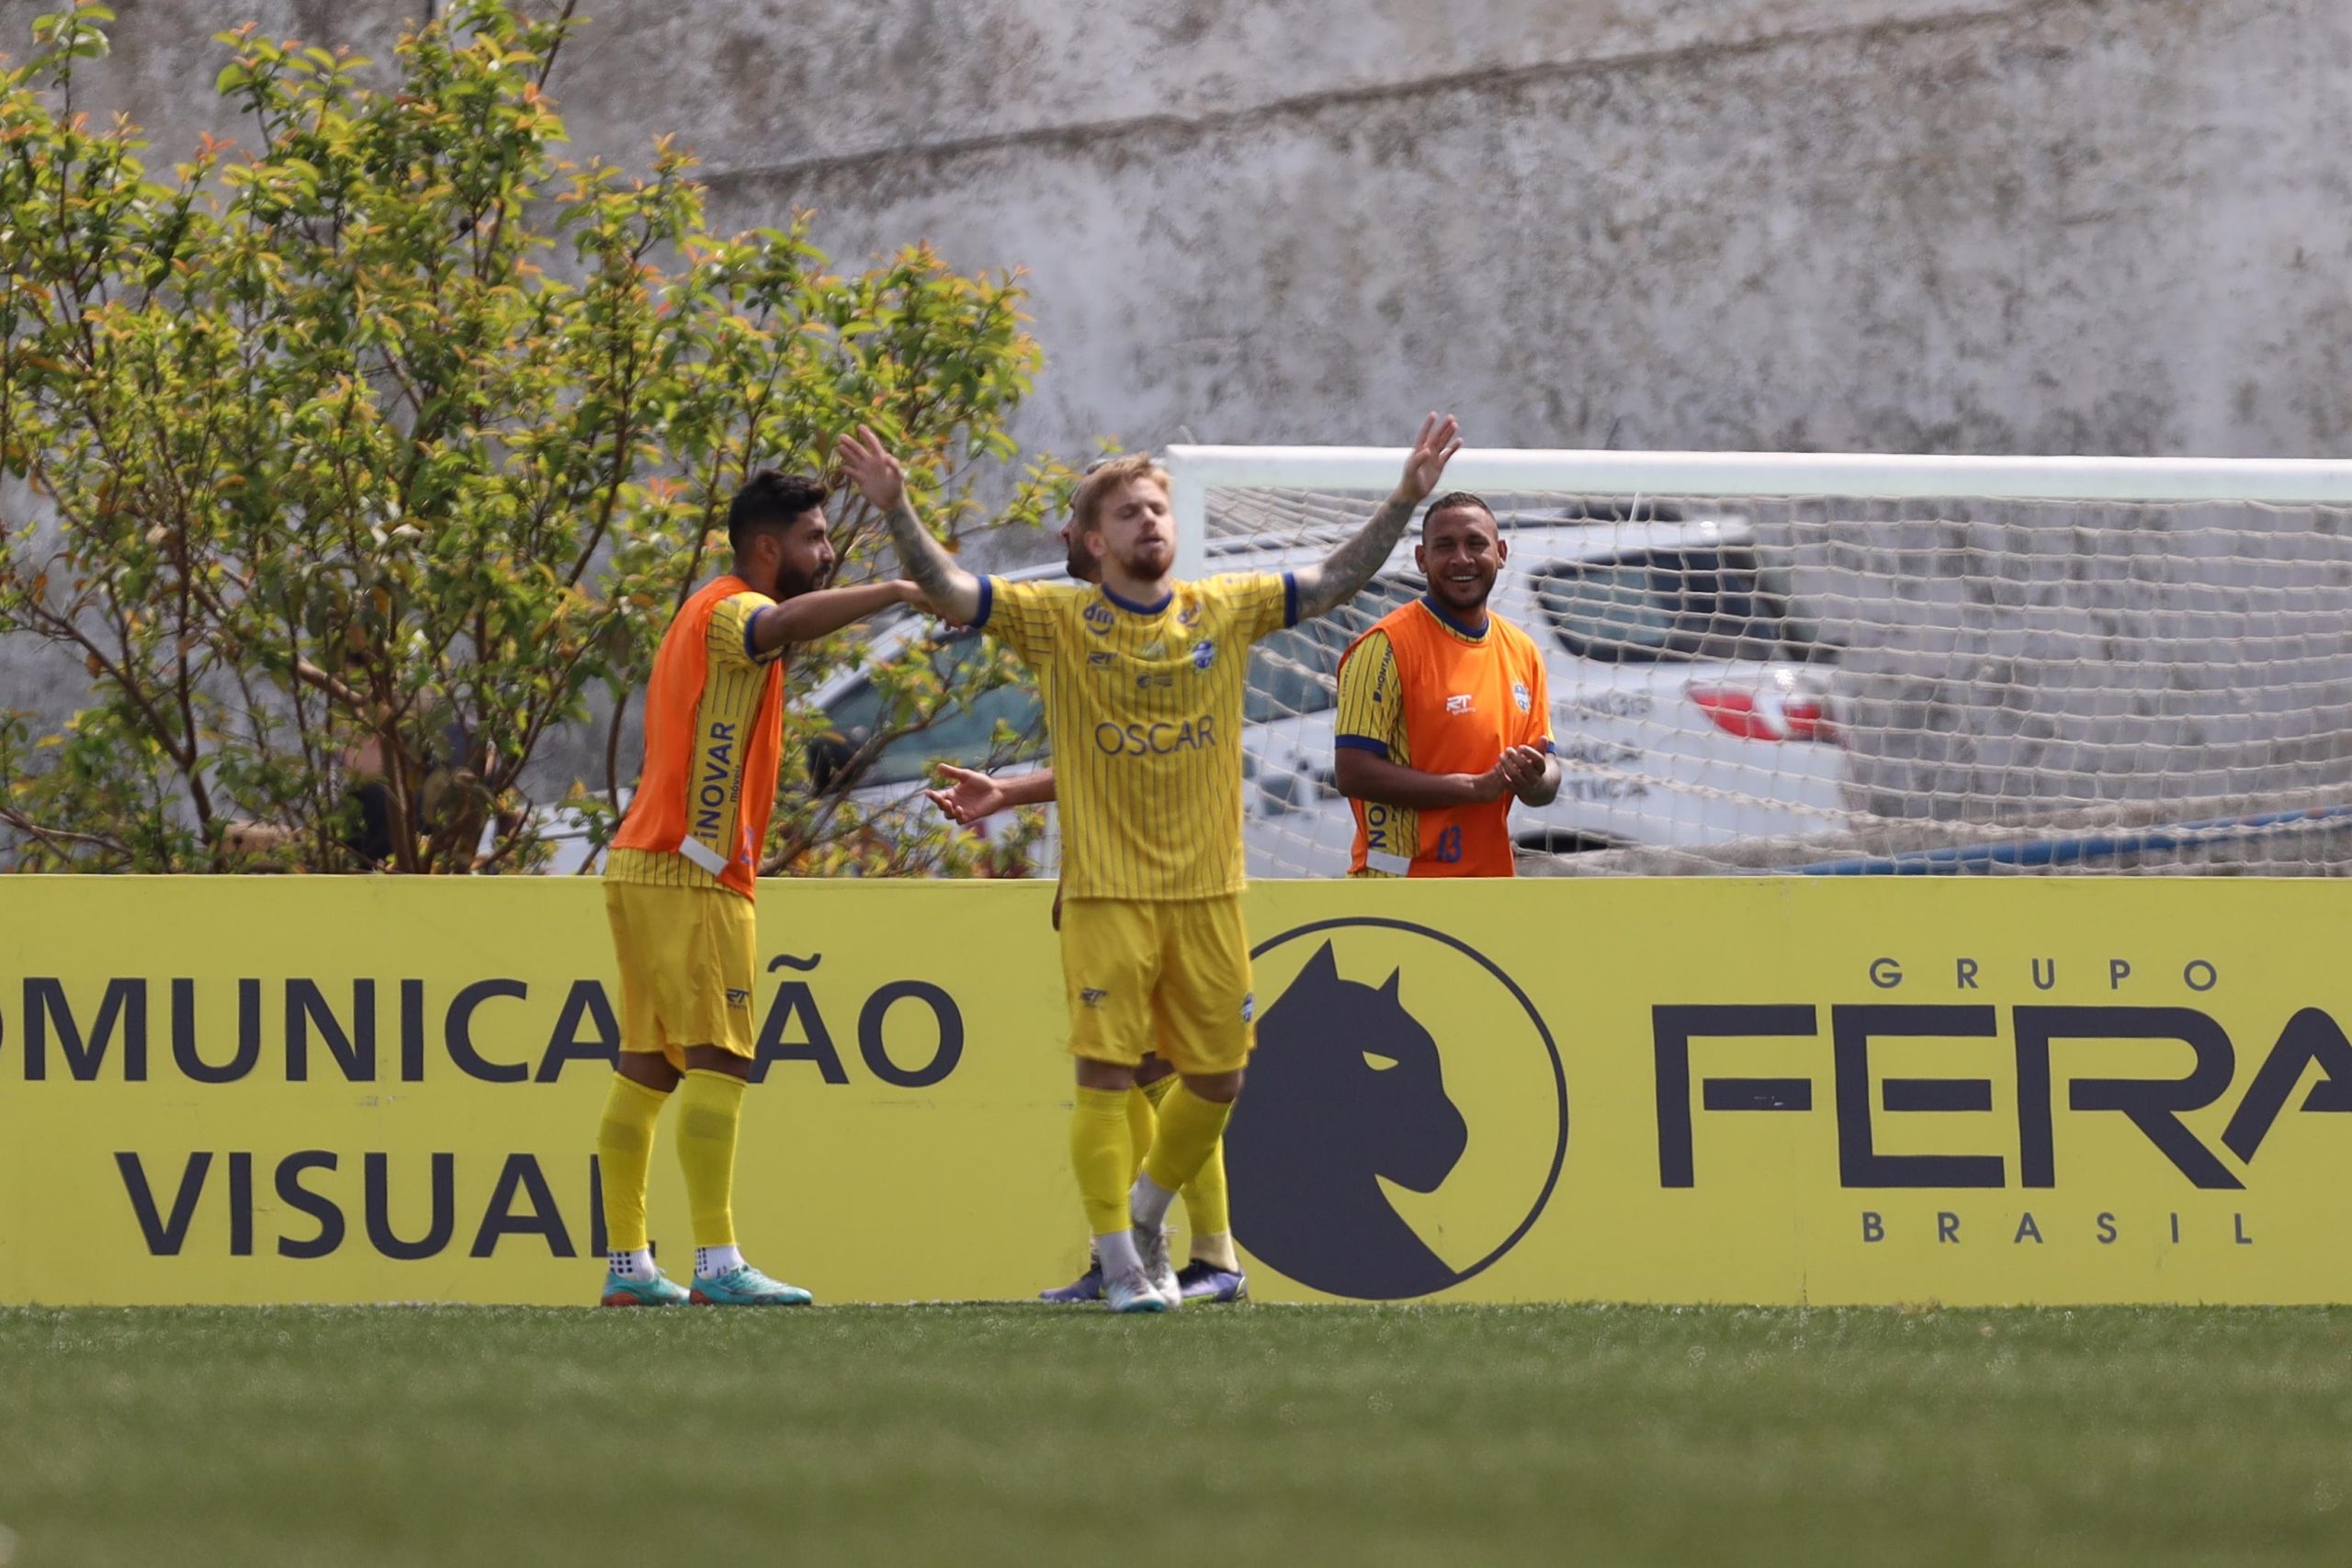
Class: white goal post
1164,446,2352,877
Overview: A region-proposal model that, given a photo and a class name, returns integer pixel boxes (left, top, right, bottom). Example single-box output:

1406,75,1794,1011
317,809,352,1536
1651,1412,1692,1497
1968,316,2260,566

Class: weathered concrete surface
12,0,2347,464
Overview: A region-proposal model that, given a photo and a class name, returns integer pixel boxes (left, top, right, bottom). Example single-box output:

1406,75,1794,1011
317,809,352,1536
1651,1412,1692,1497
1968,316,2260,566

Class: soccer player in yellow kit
597,469,925,1308
843,415,1464,1312
924,508,1244,1303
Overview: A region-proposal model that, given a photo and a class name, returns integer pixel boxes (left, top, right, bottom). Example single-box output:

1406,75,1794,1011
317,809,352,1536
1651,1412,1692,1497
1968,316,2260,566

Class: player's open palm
924,763,1010,825
1399,412,1463,502
838,425,907,513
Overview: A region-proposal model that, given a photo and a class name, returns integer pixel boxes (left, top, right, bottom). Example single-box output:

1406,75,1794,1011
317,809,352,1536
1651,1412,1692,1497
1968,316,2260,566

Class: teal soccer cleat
600,1269,691,1308
689,1263,814,1306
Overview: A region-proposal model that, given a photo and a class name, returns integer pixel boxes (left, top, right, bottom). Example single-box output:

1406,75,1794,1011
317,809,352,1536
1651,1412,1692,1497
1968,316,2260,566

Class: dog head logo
1228,919,1566,1301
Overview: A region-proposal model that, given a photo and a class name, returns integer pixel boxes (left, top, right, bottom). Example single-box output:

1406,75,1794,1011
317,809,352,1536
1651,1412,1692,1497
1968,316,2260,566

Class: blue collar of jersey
1102,582,1174,616
1419,592,1490,639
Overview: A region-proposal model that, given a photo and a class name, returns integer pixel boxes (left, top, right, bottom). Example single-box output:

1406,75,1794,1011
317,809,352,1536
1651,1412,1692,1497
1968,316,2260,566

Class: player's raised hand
1398,413,1463,503
838,425,908,513
924,763,1012,825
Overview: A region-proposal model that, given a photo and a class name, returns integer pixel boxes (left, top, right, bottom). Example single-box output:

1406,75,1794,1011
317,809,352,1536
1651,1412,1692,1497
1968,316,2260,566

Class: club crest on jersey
1446,694,1475,715
1192,639,1216,671
1241,992,1255,1023
1512,682,1532,712
1083,603,1115,636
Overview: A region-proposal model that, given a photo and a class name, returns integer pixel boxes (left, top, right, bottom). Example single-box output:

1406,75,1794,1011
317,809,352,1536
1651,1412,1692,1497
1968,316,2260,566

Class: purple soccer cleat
1176,1259,1249,1303
1038,1256,1104,1303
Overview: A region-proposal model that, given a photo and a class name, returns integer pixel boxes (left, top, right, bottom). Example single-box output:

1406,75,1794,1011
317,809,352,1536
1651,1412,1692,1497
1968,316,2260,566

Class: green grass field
4,1303,2349,1566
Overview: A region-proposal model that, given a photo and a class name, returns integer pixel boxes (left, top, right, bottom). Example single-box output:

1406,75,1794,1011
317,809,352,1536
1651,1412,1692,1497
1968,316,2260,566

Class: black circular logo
1227,918,1568,1301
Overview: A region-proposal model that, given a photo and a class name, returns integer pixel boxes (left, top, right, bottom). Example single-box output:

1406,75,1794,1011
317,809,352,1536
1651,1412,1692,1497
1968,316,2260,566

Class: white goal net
1165,447,2352,878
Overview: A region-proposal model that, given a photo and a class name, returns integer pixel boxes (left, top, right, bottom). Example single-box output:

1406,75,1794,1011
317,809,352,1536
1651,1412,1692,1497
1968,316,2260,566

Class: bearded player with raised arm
842,415,1463,1313
596,470,927,1309
924,503,1244,1305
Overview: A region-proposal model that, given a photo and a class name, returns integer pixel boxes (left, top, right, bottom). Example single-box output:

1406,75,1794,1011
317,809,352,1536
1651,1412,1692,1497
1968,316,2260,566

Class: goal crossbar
1168,446,2352,502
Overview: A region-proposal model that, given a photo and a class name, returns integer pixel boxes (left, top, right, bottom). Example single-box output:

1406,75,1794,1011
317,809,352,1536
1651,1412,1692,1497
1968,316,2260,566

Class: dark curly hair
727,469,829,552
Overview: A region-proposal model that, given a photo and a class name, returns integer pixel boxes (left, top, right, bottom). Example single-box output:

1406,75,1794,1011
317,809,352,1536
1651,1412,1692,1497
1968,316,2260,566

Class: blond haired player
924,502,1244,1304
843,415,1464,1313
596,469,926,1308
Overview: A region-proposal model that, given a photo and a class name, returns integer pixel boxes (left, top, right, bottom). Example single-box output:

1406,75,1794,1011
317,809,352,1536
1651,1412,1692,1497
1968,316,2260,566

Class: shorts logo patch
1080,987,1109,1008
725,987,752,1010
1240,992,1255,1023
1512,681,1532,712
1192,639,1216,671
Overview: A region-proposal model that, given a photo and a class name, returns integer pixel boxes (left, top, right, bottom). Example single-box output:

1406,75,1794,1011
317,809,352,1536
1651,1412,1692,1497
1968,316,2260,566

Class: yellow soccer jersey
981,570,1298,899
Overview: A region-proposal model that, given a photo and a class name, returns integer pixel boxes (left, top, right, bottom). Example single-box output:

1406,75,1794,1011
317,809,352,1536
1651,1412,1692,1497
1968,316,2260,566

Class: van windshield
1532,546,1827,664
816,633,1046,789
1244,576,1419,723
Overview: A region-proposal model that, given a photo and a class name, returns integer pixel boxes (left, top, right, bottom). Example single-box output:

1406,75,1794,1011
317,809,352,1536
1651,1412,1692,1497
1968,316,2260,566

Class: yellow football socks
673,1068,745,1248
595,1074,669,1254
1125,1084,1159,1180
1142,1081,1235,1200
1138,1071,1238,1266
1070,1086,1135,1238
1183,1143,1238,1269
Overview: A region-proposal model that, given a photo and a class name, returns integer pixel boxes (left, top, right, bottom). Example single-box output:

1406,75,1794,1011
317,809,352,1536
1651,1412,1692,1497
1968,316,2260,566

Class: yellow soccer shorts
602,879,759,1068
1060,895,1256,1077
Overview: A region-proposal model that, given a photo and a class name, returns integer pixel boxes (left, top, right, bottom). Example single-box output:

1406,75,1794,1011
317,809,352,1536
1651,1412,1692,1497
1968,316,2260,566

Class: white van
798,507,1852,877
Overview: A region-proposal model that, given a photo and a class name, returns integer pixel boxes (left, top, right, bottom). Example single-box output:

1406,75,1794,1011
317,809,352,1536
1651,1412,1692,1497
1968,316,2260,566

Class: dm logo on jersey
1227,919,1567,1301
1083,603,1115,636
1512,681,1532,712
1179,604,1203,628
1192,639,1216,671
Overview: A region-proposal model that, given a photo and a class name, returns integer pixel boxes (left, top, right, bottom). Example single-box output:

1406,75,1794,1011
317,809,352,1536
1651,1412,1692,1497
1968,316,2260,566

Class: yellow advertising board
2,876,2346,1306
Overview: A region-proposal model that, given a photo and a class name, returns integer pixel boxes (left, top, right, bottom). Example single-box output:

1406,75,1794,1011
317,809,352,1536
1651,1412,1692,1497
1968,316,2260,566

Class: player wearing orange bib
1334,491,1559,875
844,415,1465,1313
596,470,926,1308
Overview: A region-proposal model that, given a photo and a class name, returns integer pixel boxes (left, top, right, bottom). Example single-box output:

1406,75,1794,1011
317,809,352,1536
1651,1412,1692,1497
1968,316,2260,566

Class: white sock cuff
1129,1172,1177,1231
1095,1229,1143,1277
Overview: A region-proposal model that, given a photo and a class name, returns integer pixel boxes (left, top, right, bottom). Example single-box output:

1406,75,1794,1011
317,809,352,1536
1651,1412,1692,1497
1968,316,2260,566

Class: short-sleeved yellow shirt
982,571,1297,900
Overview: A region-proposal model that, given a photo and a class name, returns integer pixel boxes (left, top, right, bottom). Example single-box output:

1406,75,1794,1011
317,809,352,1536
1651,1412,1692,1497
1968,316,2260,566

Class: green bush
0,0,1061,874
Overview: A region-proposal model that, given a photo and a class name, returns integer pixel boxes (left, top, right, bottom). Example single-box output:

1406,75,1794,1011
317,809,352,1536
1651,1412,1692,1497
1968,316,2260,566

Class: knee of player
1182,1067,1246,1104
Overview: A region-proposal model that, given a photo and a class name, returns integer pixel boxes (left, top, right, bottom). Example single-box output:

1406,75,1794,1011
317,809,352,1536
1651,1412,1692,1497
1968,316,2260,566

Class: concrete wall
14,0,2347,465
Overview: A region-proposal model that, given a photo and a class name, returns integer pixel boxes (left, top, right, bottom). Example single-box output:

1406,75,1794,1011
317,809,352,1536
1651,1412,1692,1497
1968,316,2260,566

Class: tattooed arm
837,425,988,626
1289,413,1464,620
